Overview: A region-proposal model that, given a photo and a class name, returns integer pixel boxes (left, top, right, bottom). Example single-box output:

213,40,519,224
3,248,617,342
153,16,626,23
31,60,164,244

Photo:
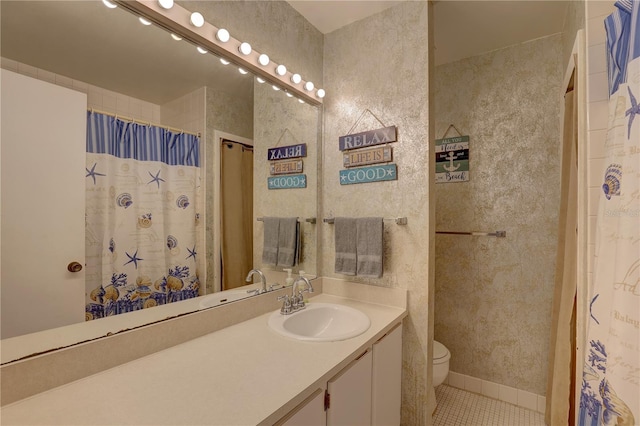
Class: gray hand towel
334,217,357,275
277,217,299,267
262,217,279,266
356,217,383,278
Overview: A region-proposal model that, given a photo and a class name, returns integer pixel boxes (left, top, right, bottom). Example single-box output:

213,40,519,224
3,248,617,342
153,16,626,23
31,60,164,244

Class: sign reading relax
338,126,397,151
267,143,307,161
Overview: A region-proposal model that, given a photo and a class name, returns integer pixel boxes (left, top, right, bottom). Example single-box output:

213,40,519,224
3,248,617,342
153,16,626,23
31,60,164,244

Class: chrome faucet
245,269,267,294
290,276,314,311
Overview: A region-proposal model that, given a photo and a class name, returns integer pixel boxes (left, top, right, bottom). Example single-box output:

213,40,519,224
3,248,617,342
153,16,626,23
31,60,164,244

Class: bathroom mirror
0,0,319,361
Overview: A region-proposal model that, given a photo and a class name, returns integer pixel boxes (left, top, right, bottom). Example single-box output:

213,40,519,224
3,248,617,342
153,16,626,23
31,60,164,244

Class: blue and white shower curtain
84,112,202,320
579,1,640,424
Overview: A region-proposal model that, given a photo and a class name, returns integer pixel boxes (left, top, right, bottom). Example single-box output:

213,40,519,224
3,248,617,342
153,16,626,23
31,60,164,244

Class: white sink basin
268,302,370,342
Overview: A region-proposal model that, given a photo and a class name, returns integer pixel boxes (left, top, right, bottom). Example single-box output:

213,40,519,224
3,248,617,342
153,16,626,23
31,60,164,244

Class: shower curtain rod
87,108,200,138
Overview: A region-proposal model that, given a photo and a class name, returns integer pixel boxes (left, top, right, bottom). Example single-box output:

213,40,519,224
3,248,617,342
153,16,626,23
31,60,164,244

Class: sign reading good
338,126,397,151
435,135,469,183
267,143,307,161
268,174,307,189
343,146,392,168
270,160,303,175
339,164,397,185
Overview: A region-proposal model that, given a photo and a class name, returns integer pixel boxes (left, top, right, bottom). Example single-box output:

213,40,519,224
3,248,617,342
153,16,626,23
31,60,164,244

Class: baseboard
444,371,546,414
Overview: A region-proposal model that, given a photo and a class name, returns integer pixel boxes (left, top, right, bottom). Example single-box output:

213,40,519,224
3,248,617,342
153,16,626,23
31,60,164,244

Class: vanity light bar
113,0,323,105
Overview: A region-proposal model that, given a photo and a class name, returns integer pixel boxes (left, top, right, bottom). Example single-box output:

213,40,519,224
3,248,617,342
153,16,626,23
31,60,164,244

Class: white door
327,349,373,425
1,69,87,339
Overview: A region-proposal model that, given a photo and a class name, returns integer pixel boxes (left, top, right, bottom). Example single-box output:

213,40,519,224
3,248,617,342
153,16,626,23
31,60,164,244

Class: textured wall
253,82,320,276
433,34,563,396
562,0,586,69
322,2,433,423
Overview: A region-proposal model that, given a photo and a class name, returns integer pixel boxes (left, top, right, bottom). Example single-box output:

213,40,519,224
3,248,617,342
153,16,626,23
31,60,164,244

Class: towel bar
436,230,506,238
256,217,316,224
323,217,408,225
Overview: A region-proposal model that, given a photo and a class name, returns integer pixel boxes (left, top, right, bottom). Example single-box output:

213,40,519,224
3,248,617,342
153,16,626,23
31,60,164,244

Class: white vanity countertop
0,292,406,425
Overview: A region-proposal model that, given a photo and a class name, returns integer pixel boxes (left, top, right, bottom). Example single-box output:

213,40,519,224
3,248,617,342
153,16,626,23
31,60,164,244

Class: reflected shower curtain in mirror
84,112,202,320
579,1,639,425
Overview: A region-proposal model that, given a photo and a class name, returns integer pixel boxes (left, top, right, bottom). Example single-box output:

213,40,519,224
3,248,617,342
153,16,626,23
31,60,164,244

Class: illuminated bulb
196,46,208,54
216,29,230,43
170,33,182,41
158,0,173,9
139,17,152,26
102,0,117,9
190,12,205,27
258,54,270,66
239,42,252,55
238,68,248,75
275,64,287,76
256,77,266,84
291,74,301,84
304,81,314,91
298,99,305,104
272,85,280,91
220,58,230,65
317,89,326,98
286,92,293,97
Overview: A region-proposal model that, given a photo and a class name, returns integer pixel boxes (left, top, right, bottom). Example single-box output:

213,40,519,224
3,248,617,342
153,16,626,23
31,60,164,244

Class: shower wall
434,34,563,396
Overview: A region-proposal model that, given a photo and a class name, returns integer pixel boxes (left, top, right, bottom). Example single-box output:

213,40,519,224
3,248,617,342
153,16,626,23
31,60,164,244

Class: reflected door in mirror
1,70,86,339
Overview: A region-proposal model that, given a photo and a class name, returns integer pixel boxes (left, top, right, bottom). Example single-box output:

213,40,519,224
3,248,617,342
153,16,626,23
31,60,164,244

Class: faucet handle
277,294,292,315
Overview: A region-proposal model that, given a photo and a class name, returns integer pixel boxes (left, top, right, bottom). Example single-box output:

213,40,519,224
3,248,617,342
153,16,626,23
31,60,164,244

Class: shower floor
433,384,545,426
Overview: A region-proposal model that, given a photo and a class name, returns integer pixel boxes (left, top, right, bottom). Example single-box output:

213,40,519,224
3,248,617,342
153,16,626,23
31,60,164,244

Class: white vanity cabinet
326,349,373,425
372,324,402,425
284,322,402,426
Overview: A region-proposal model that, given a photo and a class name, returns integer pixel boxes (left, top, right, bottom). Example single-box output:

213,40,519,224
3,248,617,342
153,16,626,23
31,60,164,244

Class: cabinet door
327,349,372,426
279,388,325,426
372,324,402,425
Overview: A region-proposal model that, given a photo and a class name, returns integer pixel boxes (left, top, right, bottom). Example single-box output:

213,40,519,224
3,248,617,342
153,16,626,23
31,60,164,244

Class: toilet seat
433,340,450,365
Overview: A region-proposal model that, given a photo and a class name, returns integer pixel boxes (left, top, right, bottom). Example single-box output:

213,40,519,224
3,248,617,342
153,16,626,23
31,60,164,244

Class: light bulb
317,89,326,98
298,99,305,104
275,64,287,76
190,12,204,28
239,42,252,55
139,17,152,26
238,68,248,75
170,33,182,41
220,58,230,65
216,29,230,43
256,77,266,84
197,46,207,54
102,0,117,9
272,85,280,91
258,54,270,66
304,81,314,91
286,92,293,97
158,0,173,9
291,74,301,84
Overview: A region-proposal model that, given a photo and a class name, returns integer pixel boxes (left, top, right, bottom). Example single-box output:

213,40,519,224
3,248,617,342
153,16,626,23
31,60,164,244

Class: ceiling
288,0,569,65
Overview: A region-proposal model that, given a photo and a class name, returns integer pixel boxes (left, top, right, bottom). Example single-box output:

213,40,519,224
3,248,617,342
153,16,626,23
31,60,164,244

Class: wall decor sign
267,143,307,161
268,174,307,189
338,126,397,151
435,135,469,183
343,146,392,168
270,159,303,175
339,164,397,185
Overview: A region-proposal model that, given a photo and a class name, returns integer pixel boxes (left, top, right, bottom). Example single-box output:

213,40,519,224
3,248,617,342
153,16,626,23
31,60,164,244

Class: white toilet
433,340,451,387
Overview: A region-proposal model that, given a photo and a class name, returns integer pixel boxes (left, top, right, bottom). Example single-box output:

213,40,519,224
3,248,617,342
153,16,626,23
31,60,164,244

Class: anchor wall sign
435,135,469,183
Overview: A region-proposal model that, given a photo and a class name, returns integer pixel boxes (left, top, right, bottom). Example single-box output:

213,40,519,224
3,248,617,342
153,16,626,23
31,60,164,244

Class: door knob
67,261,83,273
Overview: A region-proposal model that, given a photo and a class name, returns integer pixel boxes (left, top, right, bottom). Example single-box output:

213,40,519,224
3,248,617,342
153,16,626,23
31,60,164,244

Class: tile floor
433,385,546,426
